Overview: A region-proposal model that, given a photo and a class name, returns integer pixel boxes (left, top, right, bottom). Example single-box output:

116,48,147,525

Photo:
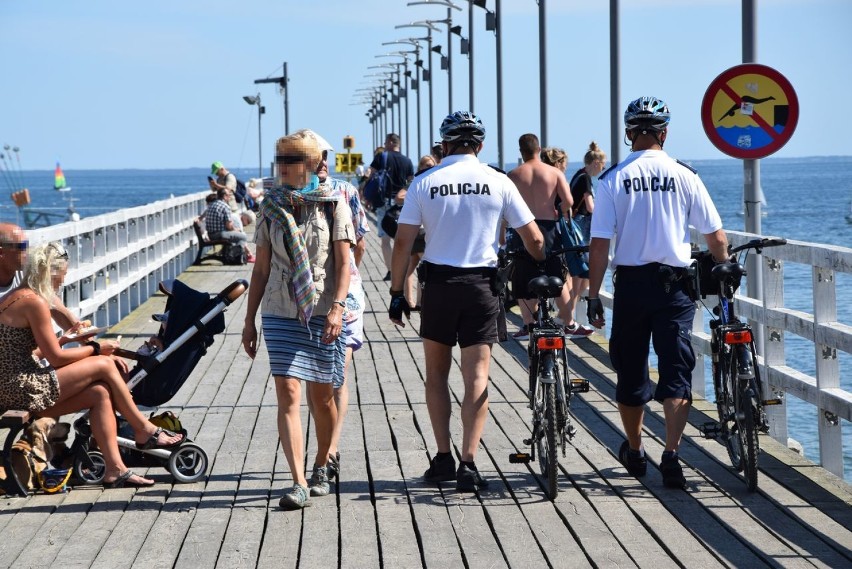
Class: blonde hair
540,147,568,170
23,242,68,304
418,155,436,172
276,132,322,169
583,141,607,165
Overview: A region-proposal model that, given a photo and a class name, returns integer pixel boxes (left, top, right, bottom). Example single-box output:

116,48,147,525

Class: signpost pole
742,0,764,354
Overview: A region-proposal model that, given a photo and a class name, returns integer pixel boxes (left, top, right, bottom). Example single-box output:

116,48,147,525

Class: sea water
2,157,850,479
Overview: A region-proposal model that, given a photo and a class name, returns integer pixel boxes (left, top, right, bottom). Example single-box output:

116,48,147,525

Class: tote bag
556,214,590,278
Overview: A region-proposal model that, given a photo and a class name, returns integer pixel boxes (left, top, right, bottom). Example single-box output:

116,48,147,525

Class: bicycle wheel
736,380,760,492
536,382,558,500
718,352,745,472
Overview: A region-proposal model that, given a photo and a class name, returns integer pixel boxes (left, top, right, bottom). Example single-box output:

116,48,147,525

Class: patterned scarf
260,182,339,325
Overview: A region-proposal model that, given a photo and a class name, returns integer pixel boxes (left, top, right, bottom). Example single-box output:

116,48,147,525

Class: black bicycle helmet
439,111,486,144
624,96,671,131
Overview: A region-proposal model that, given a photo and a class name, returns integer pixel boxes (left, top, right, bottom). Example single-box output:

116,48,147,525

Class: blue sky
1,0,850,170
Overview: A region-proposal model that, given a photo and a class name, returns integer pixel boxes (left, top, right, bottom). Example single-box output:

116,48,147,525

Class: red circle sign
701,64,799,159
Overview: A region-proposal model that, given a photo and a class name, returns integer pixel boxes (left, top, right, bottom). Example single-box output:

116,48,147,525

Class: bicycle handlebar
729,237,787,255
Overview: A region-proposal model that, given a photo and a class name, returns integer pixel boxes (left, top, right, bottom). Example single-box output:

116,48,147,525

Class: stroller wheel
167,443,209,484
74,450,106,485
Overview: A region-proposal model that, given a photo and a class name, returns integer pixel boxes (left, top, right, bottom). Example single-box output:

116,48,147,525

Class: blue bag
363,152,388,209
556,214,590,278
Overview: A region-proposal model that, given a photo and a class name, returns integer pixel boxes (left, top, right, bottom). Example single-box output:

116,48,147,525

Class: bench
1,409,32,497
192,221,230,265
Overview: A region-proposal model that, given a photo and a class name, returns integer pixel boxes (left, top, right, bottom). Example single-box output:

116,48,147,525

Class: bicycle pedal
699,422,721,439
763,398,783,406
509,452,531,464
570,379,590,393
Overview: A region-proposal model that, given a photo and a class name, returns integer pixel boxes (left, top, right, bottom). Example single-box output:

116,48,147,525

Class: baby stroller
69,278,248,485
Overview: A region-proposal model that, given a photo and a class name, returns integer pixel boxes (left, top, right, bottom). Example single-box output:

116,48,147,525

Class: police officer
388,111,545,492
587,97,729,489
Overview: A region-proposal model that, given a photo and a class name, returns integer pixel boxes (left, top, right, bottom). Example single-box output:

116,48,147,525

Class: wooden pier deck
1,227,850,568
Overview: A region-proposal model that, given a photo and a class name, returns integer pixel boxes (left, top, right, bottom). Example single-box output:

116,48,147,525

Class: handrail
25,191,210,328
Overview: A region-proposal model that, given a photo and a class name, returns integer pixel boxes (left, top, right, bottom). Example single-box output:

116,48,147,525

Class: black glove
586,297,604,326
388,290,411,321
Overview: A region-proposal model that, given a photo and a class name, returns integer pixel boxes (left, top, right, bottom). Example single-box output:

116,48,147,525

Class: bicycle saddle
711,262,747,281
528,275,564,298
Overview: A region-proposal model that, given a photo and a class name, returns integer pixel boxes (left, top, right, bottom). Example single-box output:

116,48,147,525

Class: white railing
26,191,210,327
597,230,851,479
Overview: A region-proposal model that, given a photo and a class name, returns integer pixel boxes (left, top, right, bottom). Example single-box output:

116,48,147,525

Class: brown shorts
419,264,499,348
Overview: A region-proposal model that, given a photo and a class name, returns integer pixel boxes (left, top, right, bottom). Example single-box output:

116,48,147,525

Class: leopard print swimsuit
0,294,60,413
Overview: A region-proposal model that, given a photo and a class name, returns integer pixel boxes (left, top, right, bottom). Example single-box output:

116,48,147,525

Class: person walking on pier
367,133,414,281
388,111,545,491
242,133,355,510
507,134,588,339
299,128,369,482
586,96,729,489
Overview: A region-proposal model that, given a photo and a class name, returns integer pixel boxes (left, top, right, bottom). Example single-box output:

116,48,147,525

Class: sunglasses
48,242,69,259
1,240,28,251
276,154,307,165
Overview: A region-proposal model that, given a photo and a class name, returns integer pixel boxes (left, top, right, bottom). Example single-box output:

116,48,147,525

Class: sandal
135,427,184,450
104,470,155,489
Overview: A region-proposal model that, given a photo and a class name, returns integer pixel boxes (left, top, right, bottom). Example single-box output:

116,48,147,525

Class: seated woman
0,242,184,488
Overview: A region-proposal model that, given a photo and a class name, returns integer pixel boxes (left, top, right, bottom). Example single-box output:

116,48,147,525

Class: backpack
363,152,389,209
221,243,246,265
233,178,257,211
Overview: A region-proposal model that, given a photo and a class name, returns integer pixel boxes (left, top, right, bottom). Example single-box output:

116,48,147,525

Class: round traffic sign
701,63,798,159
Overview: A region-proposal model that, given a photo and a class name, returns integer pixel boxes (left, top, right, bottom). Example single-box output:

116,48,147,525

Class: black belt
617,262,688,276
421,261,495,276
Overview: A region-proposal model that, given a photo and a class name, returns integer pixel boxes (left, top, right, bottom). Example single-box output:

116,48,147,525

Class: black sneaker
456,463,490,492
511,325,530,341
660,452,686,489
423,453,456,483
618,441,647,478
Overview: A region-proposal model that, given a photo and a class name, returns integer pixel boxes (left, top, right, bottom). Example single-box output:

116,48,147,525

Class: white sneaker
565,322,594,338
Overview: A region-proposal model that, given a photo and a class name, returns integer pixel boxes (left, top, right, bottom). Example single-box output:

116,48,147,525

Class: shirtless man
507,134,589,338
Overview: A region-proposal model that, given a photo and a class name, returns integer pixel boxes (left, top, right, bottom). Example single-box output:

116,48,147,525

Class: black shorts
507,220,565,300
419,264,499,348
609,264,696,406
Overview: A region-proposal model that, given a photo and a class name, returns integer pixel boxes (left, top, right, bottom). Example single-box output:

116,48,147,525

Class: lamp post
383,39,428,158
450,24,471,112
368,65,400,138
242,94,264,177
407,1,462,113
396,21,441,145
254,61,289,134
471,1,498,159
376,53,413,156
538,0,548,146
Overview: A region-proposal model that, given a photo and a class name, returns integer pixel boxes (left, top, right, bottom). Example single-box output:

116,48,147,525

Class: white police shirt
591,149,722,268
398,153,534,268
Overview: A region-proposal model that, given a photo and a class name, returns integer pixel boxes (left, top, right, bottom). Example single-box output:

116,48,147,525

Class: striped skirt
261,314,346,388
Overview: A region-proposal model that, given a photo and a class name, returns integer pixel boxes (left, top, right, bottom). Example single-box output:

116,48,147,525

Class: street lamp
378,52,417,157
538,0,548,146
254,62,289,134
472,0,503,168
396,21,441,145
384,38,429,158
368,65,399,138
242,94,264,178
407,1,462,113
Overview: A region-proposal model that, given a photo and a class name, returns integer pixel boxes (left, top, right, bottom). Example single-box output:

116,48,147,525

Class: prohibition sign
701,63,798,159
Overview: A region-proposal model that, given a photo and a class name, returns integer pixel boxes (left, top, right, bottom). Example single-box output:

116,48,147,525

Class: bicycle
695,237,786,491
501,245,590,500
